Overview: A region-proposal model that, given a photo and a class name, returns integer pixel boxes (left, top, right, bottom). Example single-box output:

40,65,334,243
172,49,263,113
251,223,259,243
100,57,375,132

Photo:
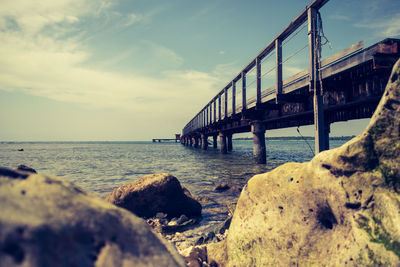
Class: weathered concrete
219,132,227,154
193,137,199,148
189,137,193,147
201,134,208,150
213,135,218,149
251,121,266,164
227,133,233,151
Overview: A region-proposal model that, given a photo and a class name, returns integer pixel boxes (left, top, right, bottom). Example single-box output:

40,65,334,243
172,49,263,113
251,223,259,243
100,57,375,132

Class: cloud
355,13,400,38
124,13,142,26
0,32,221,114
0,0,239,133
0,0,110,35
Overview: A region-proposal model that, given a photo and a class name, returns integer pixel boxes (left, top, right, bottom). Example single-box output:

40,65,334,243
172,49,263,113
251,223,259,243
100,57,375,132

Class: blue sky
0,0,399,141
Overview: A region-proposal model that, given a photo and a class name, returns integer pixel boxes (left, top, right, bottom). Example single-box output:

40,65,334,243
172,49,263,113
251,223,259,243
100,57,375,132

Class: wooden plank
320,40,364,68
218,94,222,121
242,72,247,110
209,103,212,124
276,38,283,103
282,69,309,87
213,99,216,123
320,48,375,79
202,109,204,127
261,86,276,103
206,106,209,126
256,57,262,105
232,81,236,115
224,88,228,118
247,96,257,109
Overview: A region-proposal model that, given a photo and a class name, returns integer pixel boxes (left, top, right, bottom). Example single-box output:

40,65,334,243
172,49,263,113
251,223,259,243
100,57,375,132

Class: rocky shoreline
1,59,400,266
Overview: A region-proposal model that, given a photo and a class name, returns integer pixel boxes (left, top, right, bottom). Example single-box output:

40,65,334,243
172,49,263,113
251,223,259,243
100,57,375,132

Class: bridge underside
181,38,400,163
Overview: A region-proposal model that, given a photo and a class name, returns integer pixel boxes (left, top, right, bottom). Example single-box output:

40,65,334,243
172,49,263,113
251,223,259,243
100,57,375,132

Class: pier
153,134,181,143
180,0,400,163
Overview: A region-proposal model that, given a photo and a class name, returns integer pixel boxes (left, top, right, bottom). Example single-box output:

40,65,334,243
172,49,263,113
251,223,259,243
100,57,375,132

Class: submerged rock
0,168,185,267
106,173,202,218
214,183,230,192
15,164,37,174
209,59,400,266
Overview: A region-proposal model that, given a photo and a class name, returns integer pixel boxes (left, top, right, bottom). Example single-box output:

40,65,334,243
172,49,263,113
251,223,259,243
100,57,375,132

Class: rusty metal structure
181,0,400,163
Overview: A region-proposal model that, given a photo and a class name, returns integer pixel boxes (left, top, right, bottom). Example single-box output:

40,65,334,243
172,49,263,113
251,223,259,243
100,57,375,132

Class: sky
0,0,399,141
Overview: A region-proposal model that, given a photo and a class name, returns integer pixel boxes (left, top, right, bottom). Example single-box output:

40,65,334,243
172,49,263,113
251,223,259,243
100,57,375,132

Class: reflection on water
0,140,347,227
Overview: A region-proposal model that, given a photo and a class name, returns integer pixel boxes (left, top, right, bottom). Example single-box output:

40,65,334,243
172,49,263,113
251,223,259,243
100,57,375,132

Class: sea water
0,140,347,228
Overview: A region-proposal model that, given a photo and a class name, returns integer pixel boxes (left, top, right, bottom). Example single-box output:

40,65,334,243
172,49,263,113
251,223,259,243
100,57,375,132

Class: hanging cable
297,126,314,156
315,11,332,95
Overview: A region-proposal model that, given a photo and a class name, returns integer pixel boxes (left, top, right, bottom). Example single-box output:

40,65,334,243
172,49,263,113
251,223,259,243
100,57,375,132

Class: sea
0,139,348,231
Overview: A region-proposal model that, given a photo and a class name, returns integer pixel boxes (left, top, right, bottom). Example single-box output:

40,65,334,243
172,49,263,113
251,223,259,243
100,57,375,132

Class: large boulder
214,59,400,266
106,173,202,219
0,168,185,267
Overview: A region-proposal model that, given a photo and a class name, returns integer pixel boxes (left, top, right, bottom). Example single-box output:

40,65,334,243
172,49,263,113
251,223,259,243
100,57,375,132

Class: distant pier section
152,134,181,143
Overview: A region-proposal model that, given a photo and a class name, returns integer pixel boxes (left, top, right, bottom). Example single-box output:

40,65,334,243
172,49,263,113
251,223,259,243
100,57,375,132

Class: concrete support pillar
194,137,199,148
201,134,208,150
251,121,266,164
189,137,193,147
227,133,233,151
219,132,227,154
213,135,218,149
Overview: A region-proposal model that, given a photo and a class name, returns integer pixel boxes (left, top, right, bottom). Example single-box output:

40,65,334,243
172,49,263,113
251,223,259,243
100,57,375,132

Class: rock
106,173,202,218
216,217,232,235
15,165,37,174
0,168,185,267
195,231,219,246
214,183,230,192
161,218,197,234
207,241,227,267
227,186,241,195
218,59,400,266
195,236,204,246
176,214,189,225
181,246,208,267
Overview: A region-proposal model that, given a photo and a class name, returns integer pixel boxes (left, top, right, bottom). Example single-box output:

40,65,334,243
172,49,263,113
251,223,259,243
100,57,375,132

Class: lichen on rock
208,59,400,266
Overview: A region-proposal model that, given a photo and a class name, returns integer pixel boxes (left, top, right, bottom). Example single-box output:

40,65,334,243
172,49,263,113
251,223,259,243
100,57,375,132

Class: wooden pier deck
180,0,400,163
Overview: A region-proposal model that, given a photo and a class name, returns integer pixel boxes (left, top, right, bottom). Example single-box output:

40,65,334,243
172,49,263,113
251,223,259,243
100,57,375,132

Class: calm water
0,140,347,228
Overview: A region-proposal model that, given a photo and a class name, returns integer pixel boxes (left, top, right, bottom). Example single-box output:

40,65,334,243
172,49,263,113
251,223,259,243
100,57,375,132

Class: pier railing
181,0,400,164
183,0,329,136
